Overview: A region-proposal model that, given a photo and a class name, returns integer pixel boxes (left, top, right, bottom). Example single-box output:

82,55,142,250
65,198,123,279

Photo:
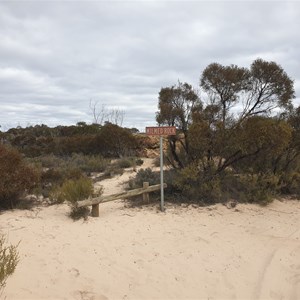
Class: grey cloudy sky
0,1,299,131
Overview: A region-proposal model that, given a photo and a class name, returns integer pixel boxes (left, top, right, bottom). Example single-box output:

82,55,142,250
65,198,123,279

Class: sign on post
146,126,176,136
146,126,176,211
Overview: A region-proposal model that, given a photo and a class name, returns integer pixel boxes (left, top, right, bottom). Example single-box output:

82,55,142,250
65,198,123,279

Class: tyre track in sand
254,227,300,299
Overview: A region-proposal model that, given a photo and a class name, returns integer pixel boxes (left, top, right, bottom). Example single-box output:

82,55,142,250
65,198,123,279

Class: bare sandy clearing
1,159,300,299
1,200,300,300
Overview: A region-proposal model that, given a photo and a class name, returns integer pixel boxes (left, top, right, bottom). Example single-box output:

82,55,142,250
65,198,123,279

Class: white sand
1,160,300,300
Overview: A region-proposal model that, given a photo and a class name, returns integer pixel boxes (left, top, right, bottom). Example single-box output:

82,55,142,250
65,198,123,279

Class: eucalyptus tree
192,58,295,174
156,59,295,176
156,81,202,168
200,58,294,126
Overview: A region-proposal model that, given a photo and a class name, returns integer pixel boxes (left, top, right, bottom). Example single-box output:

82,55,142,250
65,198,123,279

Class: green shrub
40,167,84,198
49,177,102,220
117,158,132,169
126,168,178,206
174,161,280,205
0,145,40,209
101,157,143,178
103,166,124,178
126,168,160,206
70,153,110,173
30,154,65,168
42,168,64,185
135,158,144,166
63,167,83,181
35,154,108,197
69,206,90,221
174,163,222,204
279,172,300,196
0,235,19,293
29,154,110,174
115,157,143,169
222,173,280,204
128,168,160,189
49,177,94,204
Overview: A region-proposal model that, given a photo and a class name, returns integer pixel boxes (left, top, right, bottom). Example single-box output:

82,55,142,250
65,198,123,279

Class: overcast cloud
0,1,299,131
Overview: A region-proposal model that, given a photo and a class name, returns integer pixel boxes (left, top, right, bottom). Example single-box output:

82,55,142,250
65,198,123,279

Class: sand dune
1,160,300,299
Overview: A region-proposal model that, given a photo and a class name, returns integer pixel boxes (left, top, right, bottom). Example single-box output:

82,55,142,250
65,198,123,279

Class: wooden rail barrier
77,182,167,217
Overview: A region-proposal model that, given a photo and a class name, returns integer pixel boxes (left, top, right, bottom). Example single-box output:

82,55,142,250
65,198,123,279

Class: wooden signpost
146,126,176,211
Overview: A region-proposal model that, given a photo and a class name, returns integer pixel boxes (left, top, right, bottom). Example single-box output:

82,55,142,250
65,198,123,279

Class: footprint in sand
69,267,80,278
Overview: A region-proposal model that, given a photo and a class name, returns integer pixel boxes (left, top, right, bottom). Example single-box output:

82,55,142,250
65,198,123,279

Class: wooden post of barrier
78,183,167,217
143,182,150,203
91,203,99,217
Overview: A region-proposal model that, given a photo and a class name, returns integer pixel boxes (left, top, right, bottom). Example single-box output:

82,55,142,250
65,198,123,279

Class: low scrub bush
0,235,19,293
127,168,178,206
174,164,222,204
29,154,110,174
32,153,109,197
69,206,90,221
101,157,143,179
226,173,280,204
49,177,102,220
117,158,133,169
128,168,160,189
116,157,143,169
32,154,146,197
135,158,144,166
70,153,110,173
0,145,40,209
49,177,94,204
42,168,65,186
279,172,300,197
103,166,124,178
215,171,281,205
29,154,65,169
174,162,280,205
40,167,84,198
